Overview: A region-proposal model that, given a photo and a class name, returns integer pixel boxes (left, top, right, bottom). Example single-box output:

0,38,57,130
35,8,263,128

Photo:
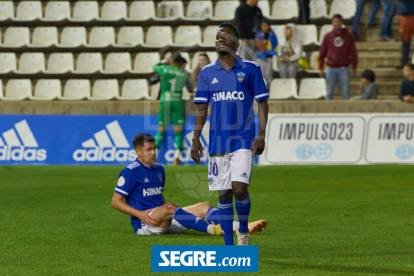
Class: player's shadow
268,261,414,275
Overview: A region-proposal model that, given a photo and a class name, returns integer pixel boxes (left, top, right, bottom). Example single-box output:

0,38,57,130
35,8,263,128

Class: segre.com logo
151,246,258,272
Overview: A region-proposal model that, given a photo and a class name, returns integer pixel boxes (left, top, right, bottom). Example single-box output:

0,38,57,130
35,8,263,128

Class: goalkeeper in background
153,54,189,165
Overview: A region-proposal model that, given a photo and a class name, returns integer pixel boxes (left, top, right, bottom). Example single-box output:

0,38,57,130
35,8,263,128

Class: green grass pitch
0,165,413,276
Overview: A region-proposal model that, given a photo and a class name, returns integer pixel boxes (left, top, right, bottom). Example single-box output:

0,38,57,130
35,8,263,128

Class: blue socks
172,208,209,233
218,201,234,245
205,207,220,224
235,193,251,234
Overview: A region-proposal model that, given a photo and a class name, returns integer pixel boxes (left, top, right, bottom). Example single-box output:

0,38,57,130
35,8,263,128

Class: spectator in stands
399,64,414,103
191,53,211,88
277,24,302,79
255,18,278,86
351,69,378,100
403,63,411,79
319,14,358,100
297,0,310,25
234,0,263,60
352,0,396,42
398,0,414,68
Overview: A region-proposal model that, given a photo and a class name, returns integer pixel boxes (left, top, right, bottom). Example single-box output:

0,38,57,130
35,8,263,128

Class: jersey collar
215,55,244,70
136,158,154,170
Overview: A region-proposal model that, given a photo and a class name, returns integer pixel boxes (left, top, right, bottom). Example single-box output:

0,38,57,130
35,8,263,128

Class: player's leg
230,149,254,245
172,101,185,165
155,102,166,149
150,202,218,235
209,153,235,245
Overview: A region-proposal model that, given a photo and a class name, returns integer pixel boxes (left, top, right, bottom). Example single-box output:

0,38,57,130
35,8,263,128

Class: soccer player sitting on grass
112,133,267,236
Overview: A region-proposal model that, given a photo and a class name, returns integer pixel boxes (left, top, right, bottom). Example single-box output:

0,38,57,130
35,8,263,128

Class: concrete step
355,68,404,78
356,42,414,51
357,52,401,68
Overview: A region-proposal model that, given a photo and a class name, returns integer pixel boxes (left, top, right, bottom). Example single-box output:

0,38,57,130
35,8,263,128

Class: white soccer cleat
237,233,250,245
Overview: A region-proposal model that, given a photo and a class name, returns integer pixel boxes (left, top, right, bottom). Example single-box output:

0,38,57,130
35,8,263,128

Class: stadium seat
192,51,217,71
71,1,99,21
17,53,45,73
270,25,286,46
329,0,356,19
3,27,30,47
270,0,298,20
0,53,17,73
116,27,144,47
307,51,320,73
118,79,149,100
144,26,173,48
43,1,70,21
75,53,103,73
182,86,191,100
32,79,61,100
150,82,160,100
0,1,14,20
257,0,270,17
319,24,333,45
0,80,2,98
155,1,184,21
59,27,87,48
412,53,414,65
201,25,219,47
128,1,155,21
310,0,328,19
132,52,160,73
31,27,59,47
272,56,279,72
15,1,42,21
46,53,74,73
88,27,115,47
296,78,326,99
104,53,131,73
100,1,127,21
61,79,91,100
3,79,32,101
269,79,297,99
212,1,239,21
296,25,318,45
174,26,202,47
90,80,119,100
185,1,213,20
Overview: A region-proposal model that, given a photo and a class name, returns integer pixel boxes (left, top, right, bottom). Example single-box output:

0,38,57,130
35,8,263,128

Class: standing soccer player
191,23,269,245
153,54,188,165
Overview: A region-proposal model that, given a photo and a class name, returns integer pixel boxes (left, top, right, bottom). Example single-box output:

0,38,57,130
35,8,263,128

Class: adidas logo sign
73,121,136,162
212,78,219,84
144,178,150,183
0,120,47,162
241,172,247,178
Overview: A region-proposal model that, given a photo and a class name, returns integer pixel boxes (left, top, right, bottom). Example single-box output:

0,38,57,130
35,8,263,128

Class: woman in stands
277,24,303,79
191,53,211,88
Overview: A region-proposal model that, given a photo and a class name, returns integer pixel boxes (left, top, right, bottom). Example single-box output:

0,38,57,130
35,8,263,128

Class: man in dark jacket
399,64,414,103
234,0,263,60
398,0,414,67
319,14,358,100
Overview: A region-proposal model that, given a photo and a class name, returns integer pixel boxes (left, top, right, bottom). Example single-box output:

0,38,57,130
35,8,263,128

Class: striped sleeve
251,65,269,101
114,170,134,197
194,70,210,104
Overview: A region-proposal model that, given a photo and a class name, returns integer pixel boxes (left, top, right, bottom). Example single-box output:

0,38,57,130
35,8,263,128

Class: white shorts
136,208,188,235
208,149,253,191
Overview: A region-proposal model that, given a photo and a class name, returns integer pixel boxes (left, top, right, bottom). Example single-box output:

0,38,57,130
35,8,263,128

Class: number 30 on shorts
209,162,218,176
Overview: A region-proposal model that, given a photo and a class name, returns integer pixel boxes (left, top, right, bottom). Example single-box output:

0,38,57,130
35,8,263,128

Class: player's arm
111,193,156,226
191,70,210,164
152,63,166,76
191,103,208,164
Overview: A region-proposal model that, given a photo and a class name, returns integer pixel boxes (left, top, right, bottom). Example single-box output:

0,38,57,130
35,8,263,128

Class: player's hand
351,69,356,77
319,69,324,78
191,138,203,164
252,137,265,159
138,210,156,227
403,95,412,102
